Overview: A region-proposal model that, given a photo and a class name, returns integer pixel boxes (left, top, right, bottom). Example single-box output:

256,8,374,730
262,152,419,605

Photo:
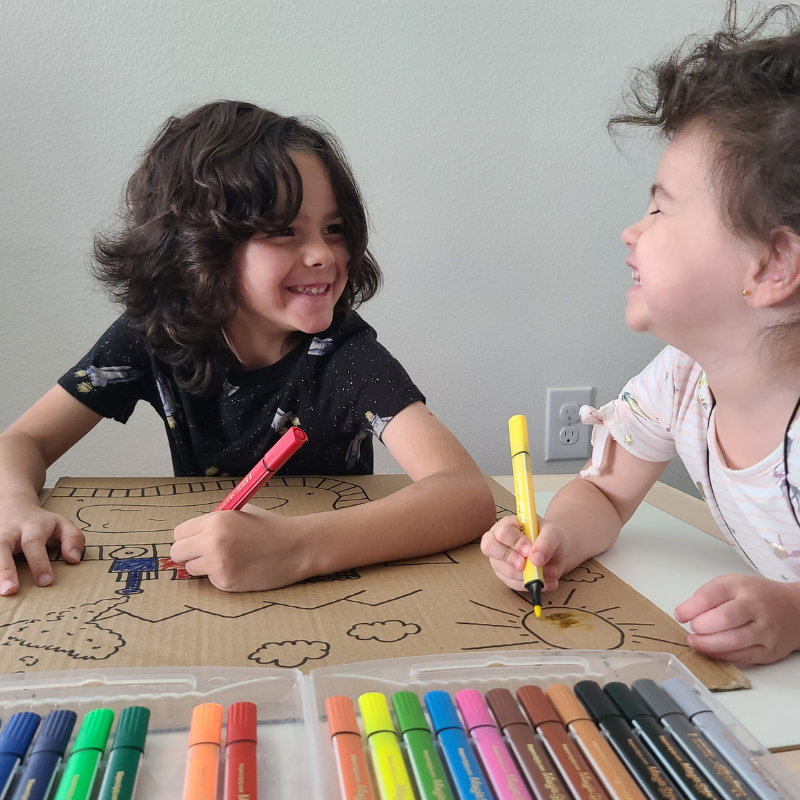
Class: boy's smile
225,151,350,369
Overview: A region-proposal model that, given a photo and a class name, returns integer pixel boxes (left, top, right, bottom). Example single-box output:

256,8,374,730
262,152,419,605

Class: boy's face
226,151,350,367
621,125,761,354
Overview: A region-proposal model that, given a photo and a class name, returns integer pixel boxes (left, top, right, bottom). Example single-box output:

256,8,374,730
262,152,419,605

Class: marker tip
534,605,542,618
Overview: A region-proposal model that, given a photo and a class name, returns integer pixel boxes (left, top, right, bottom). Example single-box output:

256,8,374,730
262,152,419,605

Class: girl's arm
483,437,669,591
0,386,102,592
171,401,497,591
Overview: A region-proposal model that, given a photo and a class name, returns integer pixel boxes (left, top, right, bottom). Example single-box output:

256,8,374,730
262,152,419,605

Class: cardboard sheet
0,476,747,690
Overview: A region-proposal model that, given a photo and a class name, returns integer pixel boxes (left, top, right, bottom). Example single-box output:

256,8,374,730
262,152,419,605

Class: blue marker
0,713,40,800
11,710,76,800
662,679,789,800
424,691,492,800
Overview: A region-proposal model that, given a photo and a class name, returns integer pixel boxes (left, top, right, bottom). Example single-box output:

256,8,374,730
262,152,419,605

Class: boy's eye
268,226,294,237
649,208,661,216
325,223,344,235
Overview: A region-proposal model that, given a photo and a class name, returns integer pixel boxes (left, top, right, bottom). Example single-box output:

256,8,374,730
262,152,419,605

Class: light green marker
53,708,114,800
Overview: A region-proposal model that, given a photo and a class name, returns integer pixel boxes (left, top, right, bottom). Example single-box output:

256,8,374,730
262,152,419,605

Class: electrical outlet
545,387,593,461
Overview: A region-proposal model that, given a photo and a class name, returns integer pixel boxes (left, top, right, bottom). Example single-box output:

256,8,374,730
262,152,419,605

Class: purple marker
454,689,532,800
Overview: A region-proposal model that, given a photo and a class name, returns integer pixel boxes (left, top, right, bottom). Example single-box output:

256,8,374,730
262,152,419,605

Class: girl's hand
171,505,309,592
480,515,568,592
0,501,84,595
675,574,800,664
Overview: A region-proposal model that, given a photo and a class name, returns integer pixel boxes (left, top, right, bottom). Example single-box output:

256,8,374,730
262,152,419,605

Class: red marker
215,427,307,511
224,702,258,800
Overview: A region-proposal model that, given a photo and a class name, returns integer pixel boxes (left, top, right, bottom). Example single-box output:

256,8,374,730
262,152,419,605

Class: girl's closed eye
649,208,661,216
269,226,295,237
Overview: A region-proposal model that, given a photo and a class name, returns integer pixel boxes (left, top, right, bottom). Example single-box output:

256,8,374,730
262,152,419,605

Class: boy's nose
621,220,639,249
304,237,335,267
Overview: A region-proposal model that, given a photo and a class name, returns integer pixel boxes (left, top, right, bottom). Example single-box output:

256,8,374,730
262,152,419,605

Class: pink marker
454,690,532,800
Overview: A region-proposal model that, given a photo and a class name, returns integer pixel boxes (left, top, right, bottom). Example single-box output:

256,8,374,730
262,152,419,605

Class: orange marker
545,685,646,800
183,703,224,800
326,696,376,800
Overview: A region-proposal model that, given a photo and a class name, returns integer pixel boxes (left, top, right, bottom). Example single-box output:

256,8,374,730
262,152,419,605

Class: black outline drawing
247,640,330,668
346,620,422,642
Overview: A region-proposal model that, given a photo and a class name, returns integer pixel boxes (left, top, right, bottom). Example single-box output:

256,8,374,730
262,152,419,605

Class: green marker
391,691,455,800
97,706,150,800
53,708,114,800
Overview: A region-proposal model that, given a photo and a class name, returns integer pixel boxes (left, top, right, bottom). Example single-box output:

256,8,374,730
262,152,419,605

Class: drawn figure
456,587,687,653
155,373,180,428
309,336,334,356
346,620,421,642
0,598,127,661
345,431,368,470
159,556,195,581
247,640,330,668
74,365,142,394
108,546,158,595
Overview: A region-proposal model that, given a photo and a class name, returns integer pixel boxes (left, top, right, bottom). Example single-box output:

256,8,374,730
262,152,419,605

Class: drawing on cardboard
456,586,687,652
0,475,747,691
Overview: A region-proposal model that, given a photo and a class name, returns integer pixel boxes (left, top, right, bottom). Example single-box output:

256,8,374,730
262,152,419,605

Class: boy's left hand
170,506,308,592
674,574,800,664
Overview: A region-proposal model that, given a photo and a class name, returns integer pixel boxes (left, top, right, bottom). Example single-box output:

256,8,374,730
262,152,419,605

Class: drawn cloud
562,565,604,583
346,620,421,642
0,598,127,661
247,640,330,668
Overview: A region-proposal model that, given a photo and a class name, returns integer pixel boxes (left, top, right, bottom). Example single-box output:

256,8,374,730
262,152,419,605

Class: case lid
424,691,463,735
603,681,653,722
455,689,495,732
226,702,257,746
632,679,683,720
661,678,709,719
111,706,149,752
0,712,41,758
326,696,360,738
391,692,429,735
574,680,621,722
516,685,560,726
485,688,527,730
187,703,223,748
72,708,114,753
358,693,395,738
545,684,590,726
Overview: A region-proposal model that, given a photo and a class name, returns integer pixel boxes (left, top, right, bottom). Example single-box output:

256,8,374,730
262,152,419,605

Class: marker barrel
97,706,150,800
183,703,223,800
326,696,376,800
225,702,258,800
54,708,115,800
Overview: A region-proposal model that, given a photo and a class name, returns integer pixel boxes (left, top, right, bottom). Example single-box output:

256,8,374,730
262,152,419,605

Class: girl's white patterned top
579,346,800,582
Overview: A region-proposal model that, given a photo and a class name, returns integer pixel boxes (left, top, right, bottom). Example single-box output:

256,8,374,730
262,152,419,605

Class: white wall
2,1,756,494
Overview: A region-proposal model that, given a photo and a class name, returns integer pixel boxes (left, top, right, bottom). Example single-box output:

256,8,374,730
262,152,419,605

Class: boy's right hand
480,514,568,592
0,502,84,595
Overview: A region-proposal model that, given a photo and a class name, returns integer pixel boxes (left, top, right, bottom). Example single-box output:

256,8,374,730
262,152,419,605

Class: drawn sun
456,588,687,651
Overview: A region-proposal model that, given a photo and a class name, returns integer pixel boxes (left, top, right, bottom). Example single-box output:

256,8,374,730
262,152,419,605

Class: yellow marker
358,692,415,800
509,414,544,617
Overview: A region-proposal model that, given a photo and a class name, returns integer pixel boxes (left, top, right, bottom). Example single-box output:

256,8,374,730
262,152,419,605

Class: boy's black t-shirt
57,312,425,477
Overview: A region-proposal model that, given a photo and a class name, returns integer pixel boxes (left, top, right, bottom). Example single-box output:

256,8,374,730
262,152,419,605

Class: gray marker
661,679,790,800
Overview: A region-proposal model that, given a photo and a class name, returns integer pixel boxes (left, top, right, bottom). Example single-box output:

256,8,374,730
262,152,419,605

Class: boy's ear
750,228,800,307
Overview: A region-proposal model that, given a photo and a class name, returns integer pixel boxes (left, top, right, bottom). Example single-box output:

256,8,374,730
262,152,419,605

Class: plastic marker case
0,651,794,799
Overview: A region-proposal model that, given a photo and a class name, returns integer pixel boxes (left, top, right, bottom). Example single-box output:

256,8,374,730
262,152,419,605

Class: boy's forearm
0,432,47,505
544,477,625,572
298,472,497,578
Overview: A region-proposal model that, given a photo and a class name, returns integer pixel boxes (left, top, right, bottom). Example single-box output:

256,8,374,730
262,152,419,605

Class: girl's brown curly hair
93,101,381,394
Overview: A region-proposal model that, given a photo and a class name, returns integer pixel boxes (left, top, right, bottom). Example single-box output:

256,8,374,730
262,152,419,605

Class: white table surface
492,476,800,752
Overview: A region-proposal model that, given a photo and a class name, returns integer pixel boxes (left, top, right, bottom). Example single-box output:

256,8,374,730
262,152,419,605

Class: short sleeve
57,317,150,424
580,347,679,477
329,334,425,441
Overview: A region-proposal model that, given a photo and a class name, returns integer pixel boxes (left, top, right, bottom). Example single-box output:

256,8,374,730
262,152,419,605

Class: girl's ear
750,228,800,308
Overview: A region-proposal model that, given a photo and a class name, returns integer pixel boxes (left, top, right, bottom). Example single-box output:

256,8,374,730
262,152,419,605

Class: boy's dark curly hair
92,101,381,394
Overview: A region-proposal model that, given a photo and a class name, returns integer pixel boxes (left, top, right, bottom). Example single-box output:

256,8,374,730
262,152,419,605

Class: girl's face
227,151,350,367
621,125,762,354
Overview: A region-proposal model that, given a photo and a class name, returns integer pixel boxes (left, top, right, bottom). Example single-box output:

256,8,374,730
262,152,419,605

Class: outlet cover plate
545,387,593,461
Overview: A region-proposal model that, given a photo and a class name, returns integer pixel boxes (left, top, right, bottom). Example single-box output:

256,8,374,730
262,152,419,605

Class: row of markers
0,700,257,800
326,678,787,800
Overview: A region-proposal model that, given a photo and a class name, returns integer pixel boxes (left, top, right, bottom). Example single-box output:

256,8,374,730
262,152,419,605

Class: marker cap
632,679,683,719
661,679,709,718
111,706,150,752
326,696,360,738
391,692,429,735
544,684,591,726
509,415,531,458
0,712,41,758
187,703,223,748
424,691,463,735
516,685,560,726
226,702,257,745
485,688,527,731
573,680,622,722
73,708,114,753
31,710,77,755
358,693,395,738
603,681,653,722
454,690,494,732
265,427,307,469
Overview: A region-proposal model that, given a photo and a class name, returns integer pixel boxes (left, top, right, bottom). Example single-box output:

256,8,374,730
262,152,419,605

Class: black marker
632,680,758,800
573,681,680,800
603,682,720,800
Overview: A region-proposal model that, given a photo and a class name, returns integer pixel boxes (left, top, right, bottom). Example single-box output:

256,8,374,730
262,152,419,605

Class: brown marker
545,684,646,800
486,689,569,800
516,685,609,800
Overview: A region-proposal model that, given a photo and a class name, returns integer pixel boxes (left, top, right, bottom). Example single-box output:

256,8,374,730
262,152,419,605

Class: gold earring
742,288,752,297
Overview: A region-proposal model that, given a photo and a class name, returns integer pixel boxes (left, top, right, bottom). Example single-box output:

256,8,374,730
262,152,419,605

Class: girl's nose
621,219,641,249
